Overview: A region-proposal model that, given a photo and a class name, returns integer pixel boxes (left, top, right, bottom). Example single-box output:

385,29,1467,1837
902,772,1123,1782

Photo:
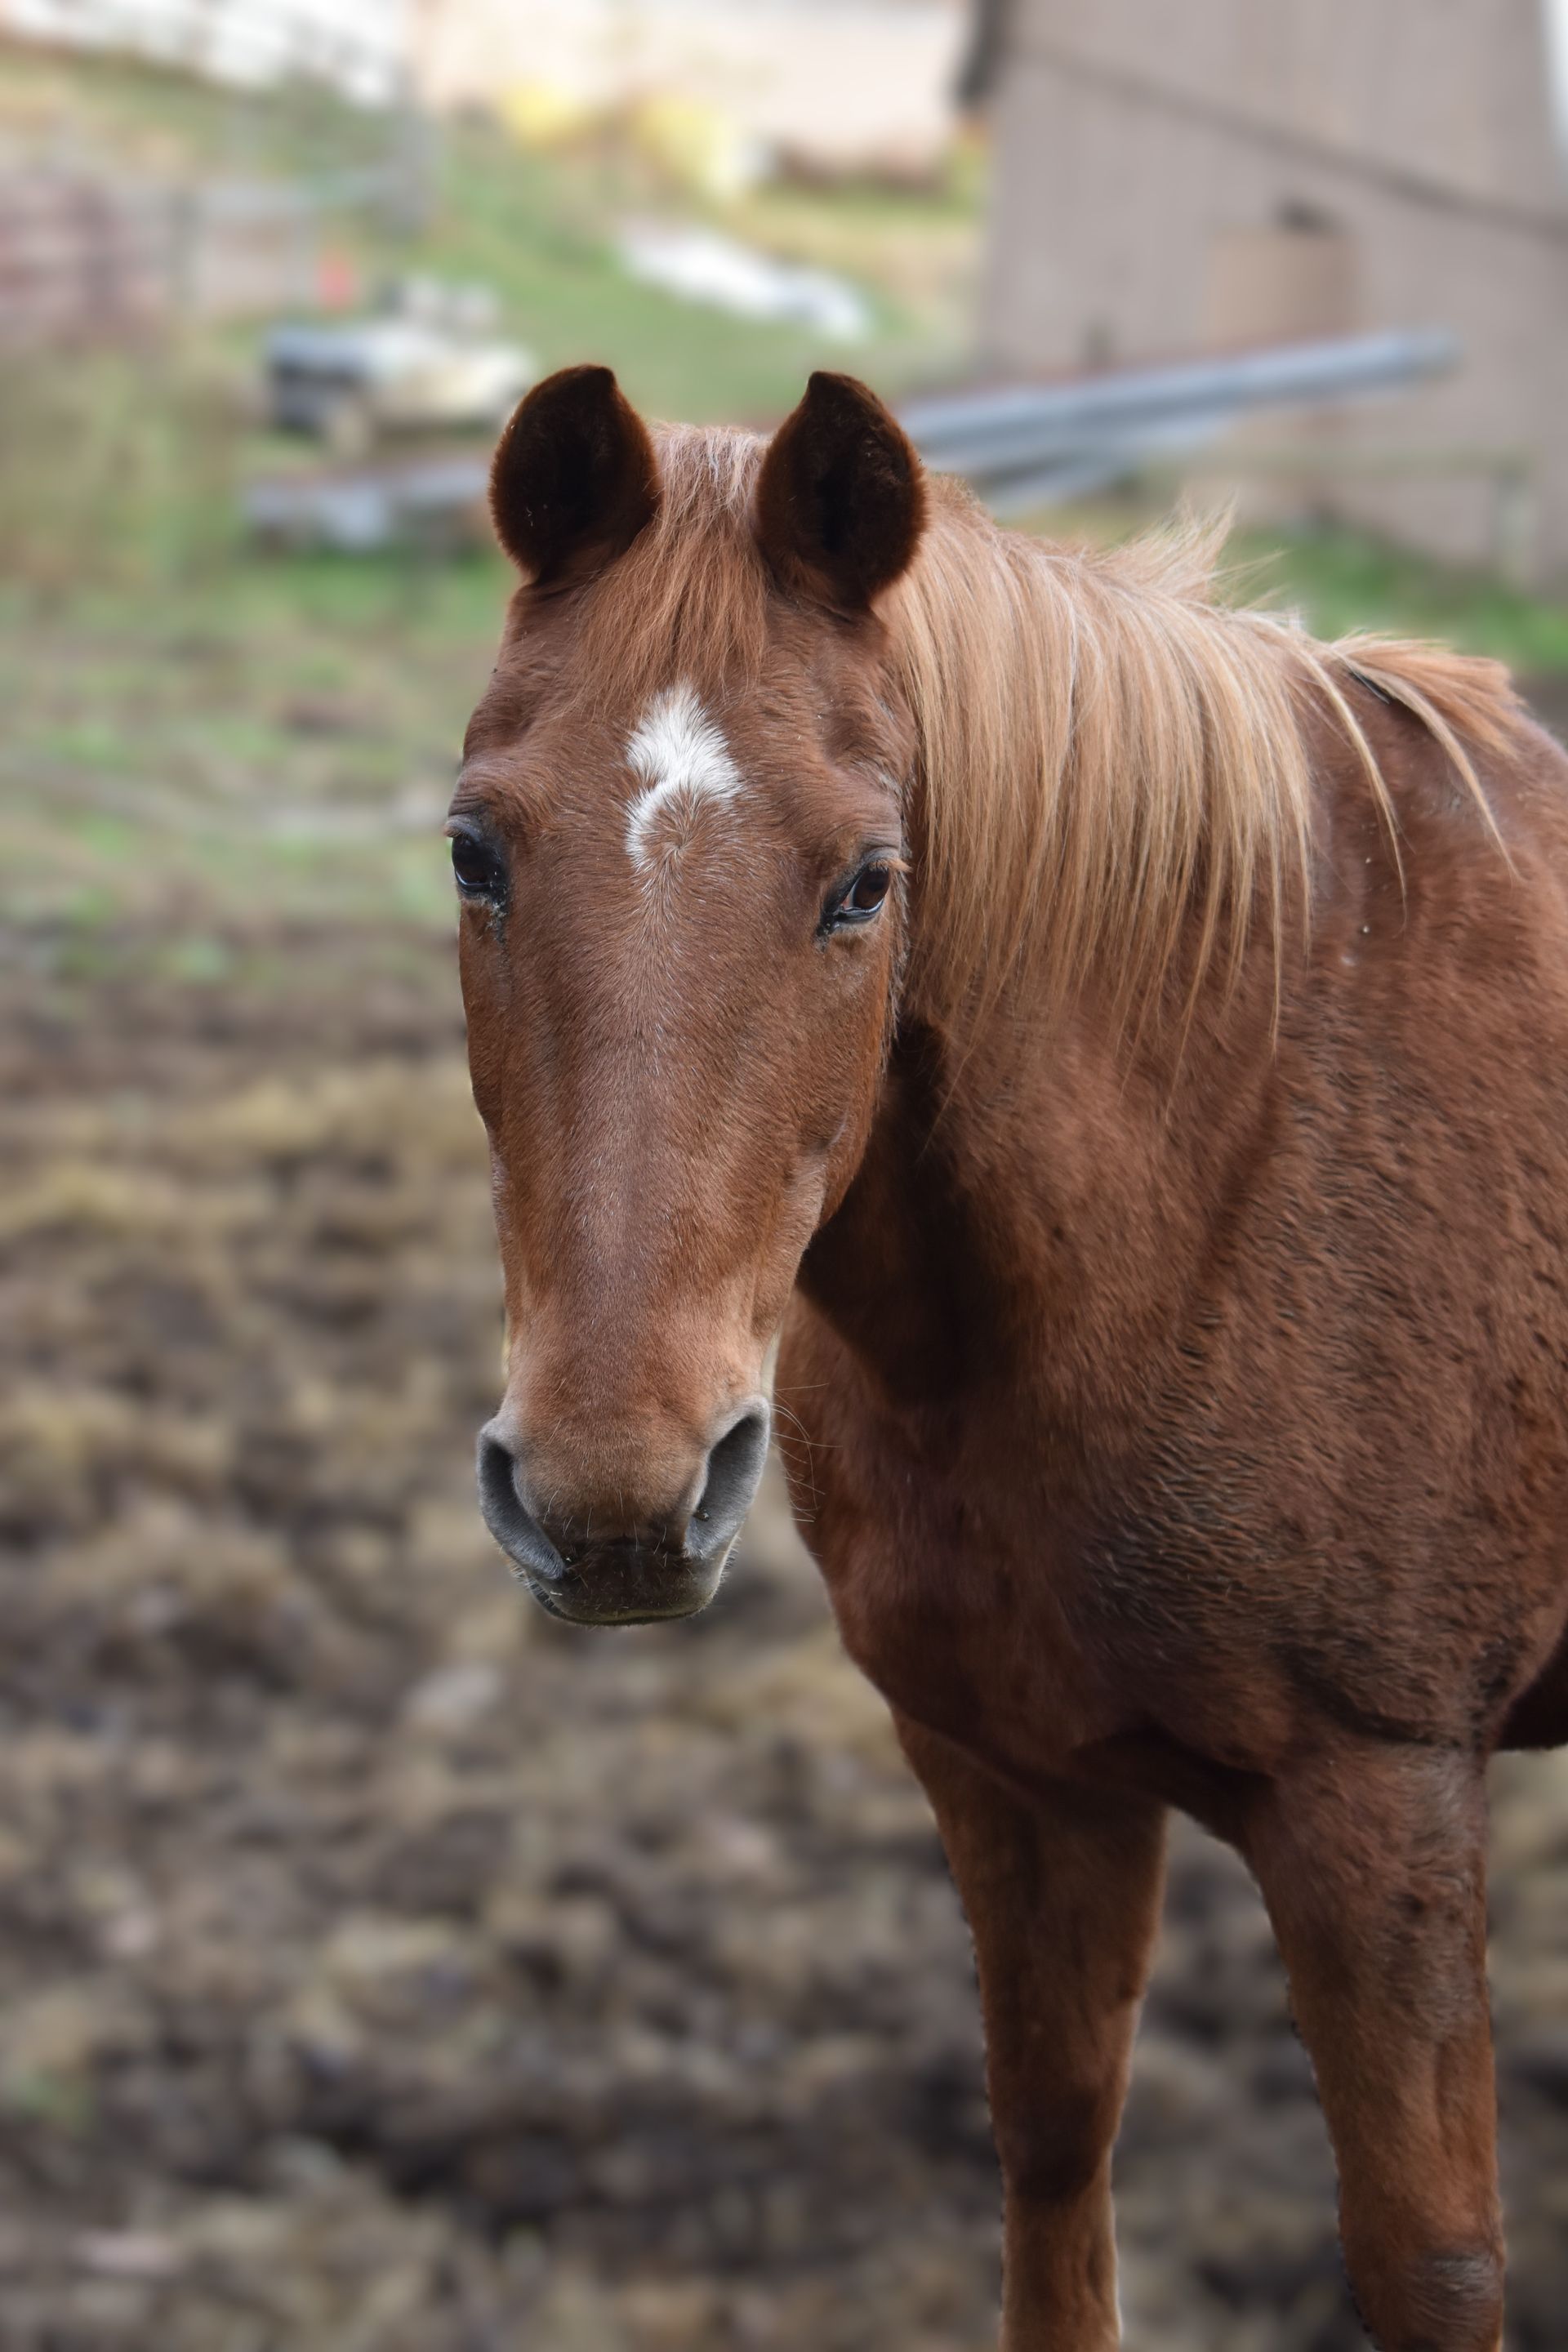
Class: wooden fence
0,164,401,344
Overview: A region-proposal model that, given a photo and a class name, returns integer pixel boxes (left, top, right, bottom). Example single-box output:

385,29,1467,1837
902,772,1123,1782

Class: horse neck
796,960,1280,1436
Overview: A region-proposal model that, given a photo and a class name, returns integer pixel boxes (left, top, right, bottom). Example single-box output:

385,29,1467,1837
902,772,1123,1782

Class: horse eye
451,834,503,899
827,861,893,929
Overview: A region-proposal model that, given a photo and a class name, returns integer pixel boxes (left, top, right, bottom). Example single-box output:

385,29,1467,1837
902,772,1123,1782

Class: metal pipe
899,331,1457,490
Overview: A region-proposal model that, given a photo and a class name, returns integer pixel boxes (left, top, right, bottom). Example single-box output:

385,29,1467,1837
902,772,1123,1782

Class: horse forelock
571,425,774,710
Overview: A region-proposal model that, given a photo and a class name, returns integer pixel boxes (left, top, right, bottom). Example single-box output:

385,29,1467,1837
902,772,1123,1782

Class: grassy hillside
0,41,975,426
3,37,1566,974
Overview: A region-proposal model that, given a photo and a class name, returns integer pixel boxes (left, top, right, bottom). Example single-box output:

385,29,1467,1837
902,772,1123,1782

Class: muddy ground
2,920,1567,2352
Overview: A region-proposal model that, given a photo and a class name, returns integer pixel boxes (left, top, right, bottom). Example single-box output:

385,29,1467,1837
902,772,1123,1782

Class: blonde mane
890,475,1524,1022
601,427,1526,1021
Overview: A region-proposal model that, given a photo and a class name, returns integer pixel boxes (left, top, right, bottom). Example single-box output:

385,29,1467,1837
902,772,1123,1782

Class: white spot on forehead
624,682,743,871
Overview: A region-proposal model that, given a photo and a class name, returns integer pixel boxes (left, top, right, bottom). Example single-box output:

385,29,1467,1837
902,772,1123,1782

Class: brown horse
452,363,1568,2352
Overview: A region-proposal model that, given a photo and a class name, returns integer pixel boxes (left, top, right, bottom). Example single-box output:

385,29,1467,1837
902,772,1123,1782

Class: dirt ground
3,918,1568,2352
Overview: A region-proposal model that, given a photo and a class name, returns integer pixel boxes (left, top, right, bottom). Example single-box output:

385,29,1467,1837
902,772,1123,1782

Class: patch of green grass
0,2068,96,2136
1045,500,1568,677
2,42,964,435
1232,525,1568,675
2,548,502,952
418,122,958,424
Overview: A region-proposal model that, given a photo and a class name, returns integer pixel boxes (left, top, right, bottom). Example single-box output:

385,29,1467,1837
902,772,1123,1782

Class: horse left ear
753,372,925,612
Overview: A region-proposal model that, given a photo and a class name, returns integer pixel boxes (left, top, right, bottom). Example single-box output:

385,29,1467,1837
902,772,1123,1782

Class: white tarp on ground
617,222,871,340
0,0,410,105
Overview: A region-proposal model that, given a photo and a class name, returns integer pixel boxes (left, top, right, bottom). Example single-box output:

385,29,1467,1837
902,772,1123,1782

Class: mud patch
2,925,1566,2350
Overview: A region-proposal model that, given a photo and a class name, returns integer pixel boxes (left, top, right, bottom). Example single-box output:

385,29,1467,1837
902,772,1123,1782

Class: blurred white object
388,274,502,334
0,0,409,106
402,1659,505,1732
265,312,533,452
617,224,870,341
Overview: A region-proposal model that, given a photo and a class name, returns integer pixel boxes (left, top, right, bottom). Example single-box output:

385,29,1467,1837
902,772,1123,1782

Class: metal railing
899,330,1459,510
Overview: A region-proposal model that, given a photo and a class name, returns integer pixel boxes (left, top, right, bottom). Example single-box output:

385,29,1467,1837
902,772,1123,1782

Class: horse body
455,363,1568,2351
789,693,1568,1797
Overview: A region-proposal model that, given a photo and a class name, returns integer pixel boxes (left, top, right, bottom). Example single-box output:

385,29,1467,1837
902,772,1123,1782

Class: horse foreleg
1247,1744,1503,2352
896,1717,1167,2350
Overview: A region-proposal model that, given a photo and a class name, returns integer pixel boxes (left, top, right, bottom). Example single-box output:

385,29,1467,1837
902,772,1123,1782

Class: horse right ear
489,365,659,585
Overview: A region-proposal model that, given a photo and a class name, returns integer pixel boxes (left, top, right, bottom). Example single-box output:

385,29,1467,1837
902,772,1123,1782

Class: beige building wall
978,0,1568,580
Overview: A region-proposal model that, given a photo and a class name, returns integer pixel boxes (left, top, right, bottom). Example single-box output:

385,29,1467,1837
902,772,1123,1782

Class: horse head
452,366,924,1623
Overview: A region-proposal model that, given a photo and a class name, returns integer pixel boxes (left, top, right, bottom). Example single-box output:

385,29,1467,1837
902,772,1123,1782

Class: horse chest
784,1340,1389,1775
776,1365,1148,1762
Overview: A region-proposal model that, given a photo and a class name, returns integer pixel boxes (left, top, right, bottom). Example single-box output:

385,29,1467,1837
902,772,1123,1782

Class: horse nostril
687,1402,771,1565
476,1425,567,1587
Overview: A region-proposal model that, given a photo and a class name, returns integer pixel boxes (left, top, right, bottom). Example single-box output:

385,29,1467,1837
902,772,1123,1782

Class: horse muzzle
475,1399,771,1626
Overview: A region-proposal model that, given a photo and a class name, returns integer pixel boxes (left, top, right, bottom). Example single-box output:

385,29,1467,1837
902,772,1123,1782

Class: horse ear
489,364,659,584
753,371,925,612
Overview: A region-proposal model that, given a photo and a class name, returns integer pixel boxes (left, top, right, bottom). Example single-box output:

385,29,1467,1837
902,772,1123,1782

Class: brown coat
457,366,1568,2351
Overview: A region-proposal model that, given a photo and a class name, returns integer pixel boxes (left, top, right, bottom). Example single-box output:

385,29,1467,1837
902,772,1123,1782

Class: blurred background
3,3,1568,2347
